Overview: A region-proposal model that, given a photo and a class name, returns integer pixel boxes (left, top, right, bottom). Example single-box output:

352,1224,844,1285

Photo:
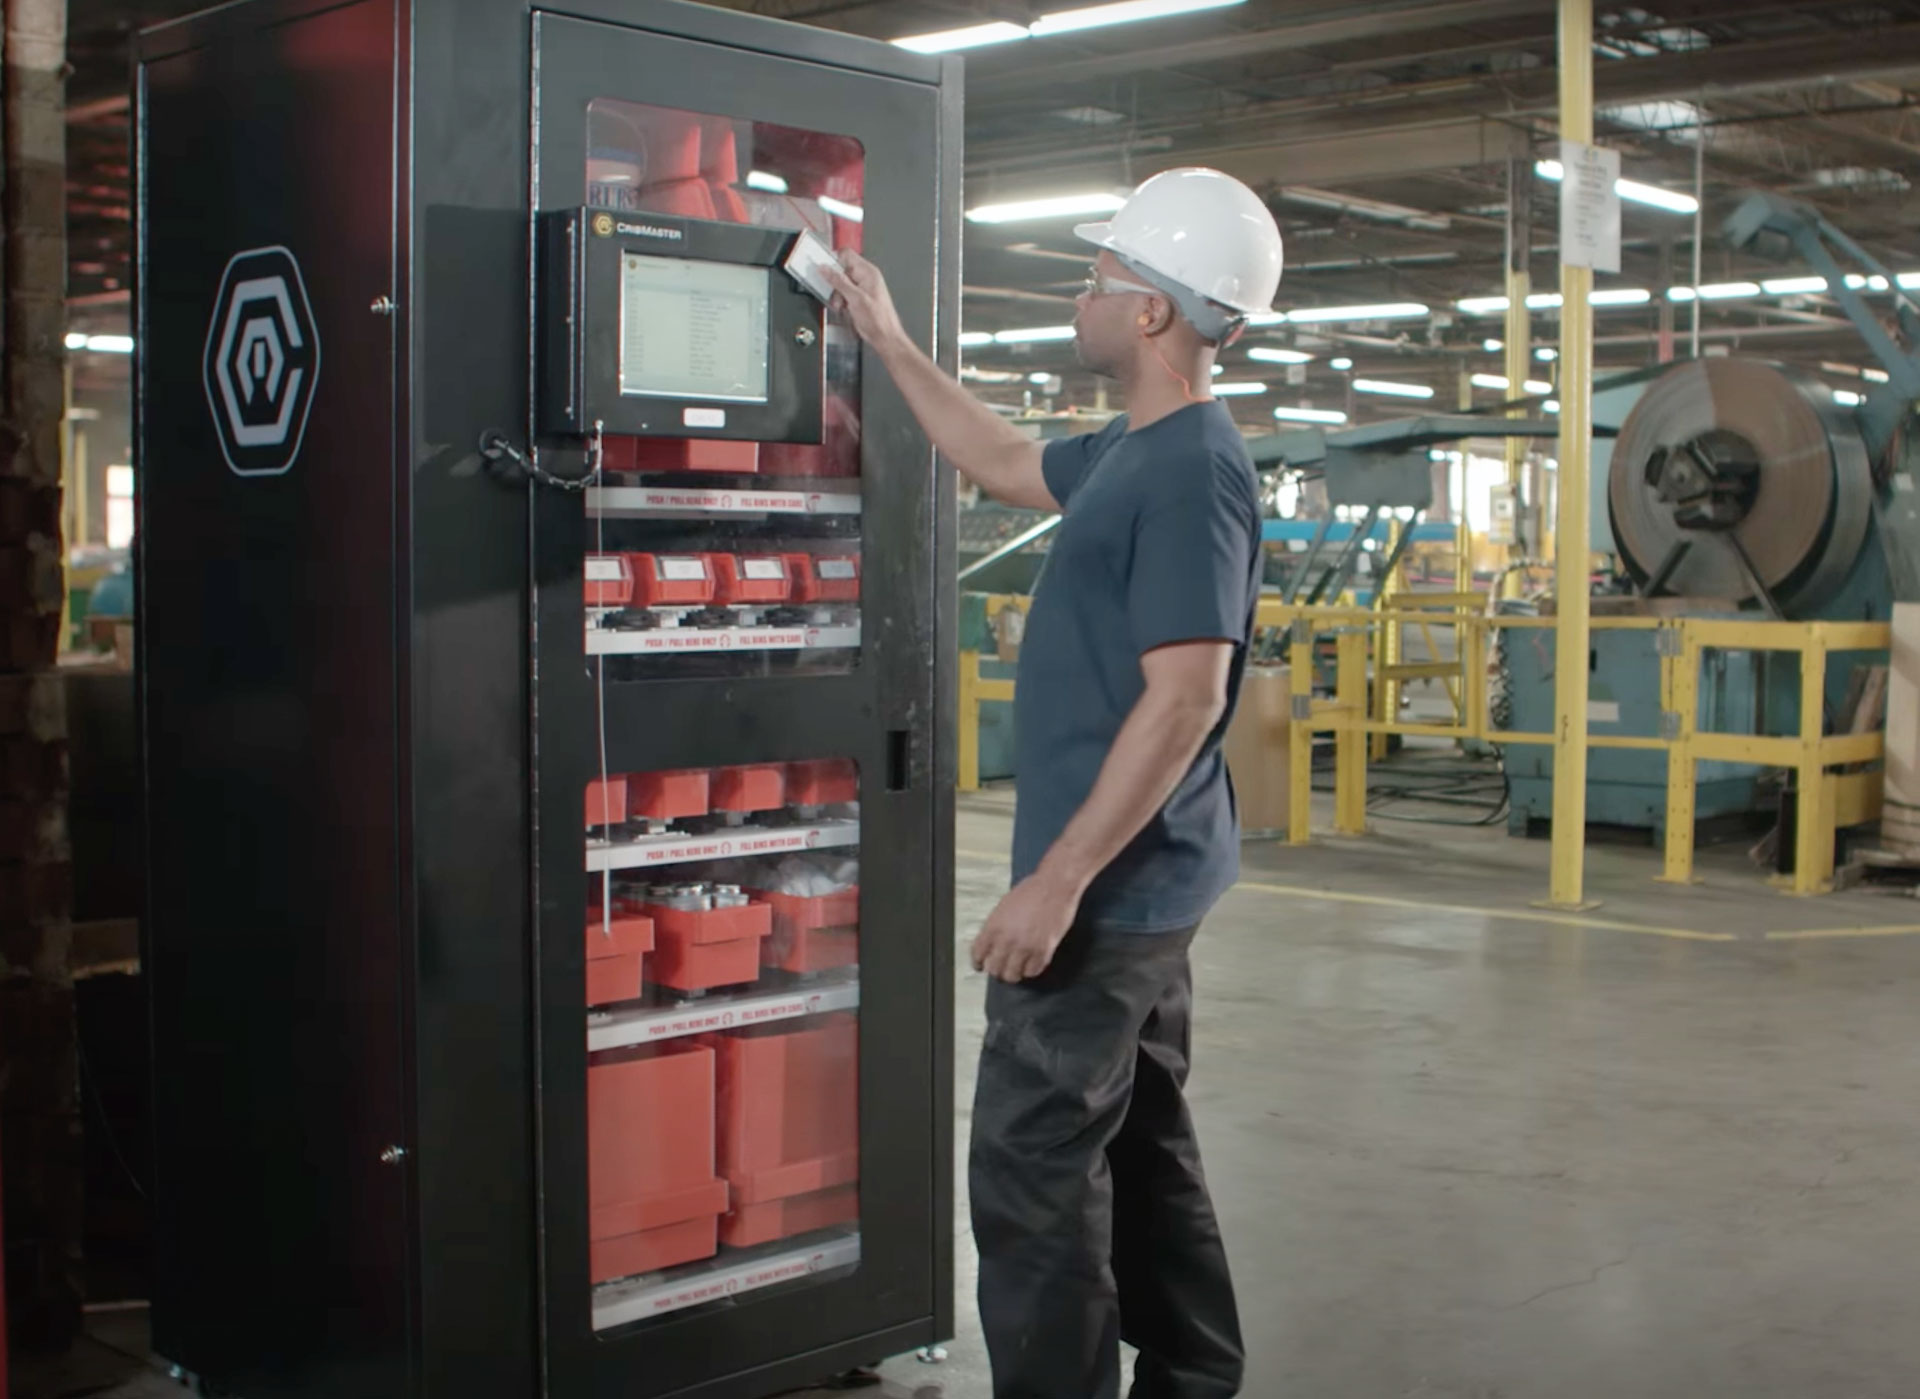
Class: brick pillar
0,0,79,1356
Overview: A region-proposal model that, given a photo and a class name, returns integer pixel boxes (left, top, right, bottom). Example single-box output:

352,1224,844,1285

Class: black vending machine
134,2,960,1396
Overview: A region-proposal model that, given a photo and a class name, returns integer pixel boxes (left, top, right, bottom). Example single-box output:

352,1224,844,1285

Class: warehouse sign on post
1559,140,1622,274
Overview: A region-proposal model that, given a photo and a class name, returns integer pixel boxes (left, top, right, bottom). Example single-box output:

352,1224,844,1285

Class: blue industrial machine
1506,191,1920,837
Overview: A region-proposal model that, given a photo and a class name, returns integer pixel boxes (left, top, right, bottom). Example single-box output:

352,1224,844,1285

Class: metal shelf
586,624,860,656
586,484,861,517
587,973,860,1052
593,1230,862,1332
586,819,860,873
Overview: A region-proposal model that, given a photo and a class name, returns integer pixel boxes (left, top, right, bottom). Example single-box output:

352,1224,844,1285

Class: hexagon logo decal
203,246,320,477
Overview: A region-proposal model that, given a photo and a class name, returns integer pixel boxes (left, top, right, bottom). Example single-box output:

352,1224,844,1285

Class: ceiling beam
970,0,1546,95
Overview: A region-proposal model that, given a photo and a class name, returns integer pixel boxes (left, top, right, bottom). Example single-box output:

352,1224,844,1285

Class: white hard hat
1075,167,1284,334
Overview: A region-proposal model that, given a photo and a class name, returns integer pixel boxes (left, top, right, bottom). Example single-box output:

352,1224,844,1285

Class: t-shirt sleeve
1041,419,1124,510
1127,457,1258,655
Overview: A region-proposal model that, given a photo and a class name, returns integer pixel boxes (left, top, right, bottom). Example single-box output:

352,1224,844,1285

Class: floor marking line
1232,879,1734,942
955,848,1920,943
1764,925,1920,941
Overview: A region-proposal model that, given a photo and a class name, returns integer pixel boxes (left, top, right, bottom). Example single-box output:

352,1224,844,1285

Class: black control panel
538,207,826,443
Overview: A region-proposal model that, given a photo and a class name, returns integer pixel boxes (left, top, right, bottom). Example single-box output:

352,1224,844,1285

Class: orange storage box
585,907,654,1007
628,768,711,823
601,436,759,475
645,897,773,992
759,888,858,975
586,776,628,830
627,553,718,608
708,1016,859,1248
584,554,634,608
712,555,793,606
721,1183,858,1249
786,759,857,807
587,1043,729,1284
785,555,860,604
712,764,786,815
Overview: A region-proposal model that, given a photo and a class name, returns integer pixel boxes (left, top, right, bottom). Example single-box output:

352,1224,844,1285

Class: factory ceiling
62,0,1920,426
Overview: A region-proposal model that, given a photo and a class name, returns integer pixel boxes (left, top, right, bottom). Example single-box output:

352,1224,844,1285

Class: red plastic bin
584,554,634,608
585,908,654,1007
786,759,857,807
712,555,793,606
785,554,860,604
588,1043,729,1284
628,768,711,824
627,553,718,608
721,1183,859,1249
708,1015,859,1247
602,436,760,475
645,897,773,992
586,776,628,830
759,887,858,975
712,764,786,815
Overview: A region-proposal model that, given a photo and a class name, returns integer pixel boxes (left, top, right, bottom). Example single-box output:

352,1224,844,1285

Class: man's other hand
971,874,1081,983
822,250,910,358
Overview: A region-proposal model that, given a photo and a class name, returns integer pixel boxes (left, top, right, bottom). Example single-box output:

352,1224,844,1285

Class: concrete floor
34,786,1920,1398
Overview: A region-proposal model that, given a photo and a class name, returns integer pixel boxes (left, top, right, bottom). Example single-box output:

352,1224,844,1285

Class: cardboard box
1886,603,1920,817
1223,665,1294,836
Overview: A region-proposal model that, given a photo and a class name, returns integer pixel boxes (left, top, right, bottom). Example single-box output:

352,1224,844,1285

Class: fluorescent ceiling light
1211,381,1268,396
1544,399,1561,413
1589,287,1653,306
893,20,1028,52
1284,302,1429,324
1535,158,1699,214
1028,371,1055,384
1863,367,1890,383
993,324,1077,343
745,170,789,193
1763,276,1828,295
1243,311,1287,327
817,195,863,223
961,366,1025,383
1030,0,1244,38
1536,347,1558,361
1845,274,1891,291
900,0,1241,51
1834,389,1865,407
958,331,995,347
77,334,133,353
966,192,1125,224
1353,378,1434,400
1667,282,1759,301
1210,364,1224,376
1470,373,1553,395
1482,338,1504,352
1459,289,1648,312
1273,405,1348,424
1330,357,1354,370
64,332,86,350
1899,273,1920,290
1246,347,1312,364
1276,186,1449,232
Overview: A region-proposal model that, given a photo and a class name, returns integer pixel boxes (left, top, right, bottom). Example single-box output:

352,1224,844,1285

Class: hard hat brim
1073,220,1118,249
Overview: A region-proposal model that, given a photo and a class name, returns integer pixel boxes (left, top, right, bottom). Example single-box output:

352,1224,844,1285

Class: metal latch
1655,626,1683,658
1291,694,1313,721
1659,710,1682,742
1290,618,1312,647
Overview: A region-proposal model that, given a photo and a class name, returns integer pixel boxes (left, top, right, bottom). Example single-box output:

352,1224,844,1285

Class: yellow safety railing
958,649,1017,793
1261,600,1889,897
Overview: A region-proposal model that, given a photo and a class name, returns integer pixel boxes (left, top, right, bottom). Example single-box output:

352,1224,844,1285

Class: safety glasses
1080,268,1160,298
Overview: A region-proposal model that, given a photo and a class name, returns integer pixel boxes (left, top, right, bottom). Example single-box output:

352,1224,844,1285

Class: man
824,167,1283,1399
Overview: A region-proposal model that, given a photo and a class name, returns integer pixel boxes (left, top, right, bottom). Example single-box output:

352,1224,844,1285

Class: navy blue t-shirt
1011,400,1263,933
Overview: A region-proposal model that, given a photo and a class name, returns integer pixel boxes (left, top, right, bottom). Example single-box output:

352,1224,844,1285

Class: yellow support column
1289,621,1313,845
1658,628,1698,885
1792,638,1832,894
1335,628,1368,834
1371,521,1399,761
1544,0,1597,909
958,650,981,793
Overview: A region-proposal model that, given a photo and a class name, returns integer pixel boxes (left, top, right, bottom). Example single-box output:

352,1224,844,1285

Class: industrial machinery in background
1505,191,1920,838
136,4,957,1398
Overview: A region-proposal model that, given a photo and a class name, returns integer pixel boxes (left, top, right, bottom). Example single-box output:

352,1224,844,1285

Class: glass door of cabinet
530,12,952,1398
